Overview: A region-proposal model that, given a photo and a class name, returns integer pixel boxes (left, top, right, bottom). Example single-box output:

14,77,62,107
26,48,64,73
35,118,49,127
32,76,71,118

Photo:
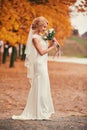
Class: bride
12,16,56,120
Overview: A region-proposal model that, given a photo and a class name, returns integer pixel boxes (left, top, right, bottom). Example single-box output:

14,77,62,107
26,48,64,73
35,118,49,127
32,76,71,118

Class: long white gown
12,34,55,120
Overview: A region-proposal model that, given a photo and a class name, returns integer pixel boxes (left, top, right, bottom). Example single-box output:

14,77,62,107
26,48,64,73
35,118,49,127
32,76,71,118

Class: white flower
48,28,55,33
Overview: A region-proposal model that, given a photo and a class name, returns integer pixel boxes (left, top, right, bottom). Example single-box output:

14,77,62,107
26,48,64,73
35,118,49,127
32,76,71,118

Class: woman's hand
48,41,56,49
51,43,57,49
51,37,60,48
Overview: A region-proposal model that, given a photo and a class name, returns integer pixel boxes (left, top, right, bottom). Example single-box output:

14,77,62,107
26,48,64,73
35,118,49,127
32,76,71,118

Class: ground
0,58,87,130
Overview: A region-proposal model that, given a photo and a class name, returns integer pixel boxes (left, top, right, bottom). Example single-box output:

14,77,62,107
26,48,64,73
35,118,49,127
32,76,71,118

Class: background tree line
0,0,86,67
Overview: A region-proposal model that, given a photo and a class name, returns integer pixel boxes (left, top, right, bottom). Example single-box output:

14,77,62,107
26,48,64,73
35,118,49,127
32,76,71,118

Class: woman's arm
32,38,55,56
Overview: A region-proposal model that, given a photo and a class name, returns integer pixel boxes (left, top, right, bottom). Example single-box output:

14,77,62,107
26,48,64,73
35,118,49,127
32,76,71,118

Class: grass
68,36,87,46
60,35,87,58
49,35,87,58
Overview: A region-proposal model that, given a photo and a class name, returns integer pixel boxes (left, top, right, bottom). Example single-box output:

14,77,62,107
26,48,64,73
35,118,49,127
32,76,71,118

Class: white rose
48,28,54,33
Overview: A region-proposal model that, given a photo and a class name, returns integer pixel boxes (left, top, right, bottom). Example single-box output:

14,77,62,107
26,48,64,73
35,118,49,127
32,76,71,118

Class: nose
44,28,46,31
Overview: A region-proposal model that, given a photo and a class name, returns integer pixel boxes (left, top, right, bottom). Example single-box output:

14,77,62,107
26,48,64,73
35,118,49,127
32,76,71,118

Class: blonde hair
32,16,48,30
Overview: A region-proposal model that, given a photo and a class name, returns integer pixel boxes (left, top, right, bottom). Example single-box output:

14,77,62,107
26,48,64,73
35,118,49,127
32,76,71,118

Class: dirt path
48,56,87,64
0,58,87,129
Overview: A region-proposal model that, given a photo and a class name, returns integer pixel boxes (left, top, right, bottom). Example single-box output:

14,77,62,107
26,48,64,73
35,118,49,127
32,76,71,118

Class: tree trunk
2,45,8,64
21,45,26,61
9,46,17,67
18,44,21,57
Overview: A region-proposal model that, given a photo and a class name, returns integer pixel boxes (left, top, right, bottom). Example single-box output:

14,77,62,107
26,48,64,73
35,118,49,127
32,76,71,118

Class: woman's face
37,23,48,33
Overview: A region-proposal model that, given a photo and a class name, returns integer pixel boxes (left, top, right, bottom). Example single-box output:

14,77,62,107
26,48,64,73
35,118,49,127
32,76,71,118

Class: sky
70,0,87,35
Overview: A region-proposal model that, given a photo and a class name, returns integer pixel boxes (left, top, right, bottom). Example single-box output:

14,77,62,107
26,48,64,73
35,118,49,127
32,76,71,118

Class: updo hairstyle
32,16,48,30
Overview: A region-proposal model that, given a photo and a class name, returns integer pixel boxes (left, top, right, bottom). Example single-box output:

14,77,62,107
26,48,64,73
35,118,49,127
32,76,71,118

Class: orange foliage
0,0,86,46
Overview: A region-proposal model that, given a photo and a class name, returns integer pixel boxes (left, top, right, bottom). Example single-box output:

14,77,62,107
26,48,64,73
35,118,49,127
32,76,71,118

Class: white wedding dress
12,34,55,120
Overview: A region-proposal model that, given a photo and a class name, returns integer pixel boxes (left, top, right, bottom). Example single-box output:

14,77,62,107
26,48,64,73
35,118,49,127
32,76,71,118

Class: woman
12,16,56,120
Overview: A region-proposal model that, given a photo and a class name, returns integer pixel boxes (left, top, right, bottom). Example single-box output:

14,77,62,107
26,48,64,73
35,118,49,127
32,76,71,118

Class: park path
0,58,87,129
48,56,87,64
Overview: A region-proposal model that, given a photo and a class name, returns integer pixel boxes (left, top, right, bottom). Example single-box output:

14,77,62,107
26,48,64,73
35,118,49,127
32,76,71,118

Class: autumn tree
0,0,87,45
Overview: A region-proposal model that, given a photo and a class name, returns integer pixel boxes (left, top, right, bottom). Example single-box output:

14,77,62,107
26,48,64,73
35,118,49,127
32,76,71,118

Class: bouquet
43,28,55,40
43,28,61,57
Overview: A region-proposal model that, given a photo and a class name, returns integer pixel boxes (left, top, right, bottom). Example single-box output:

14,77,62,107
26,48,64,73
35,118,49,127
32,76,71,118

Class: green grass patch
68,36,87,45
49,36,87,58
